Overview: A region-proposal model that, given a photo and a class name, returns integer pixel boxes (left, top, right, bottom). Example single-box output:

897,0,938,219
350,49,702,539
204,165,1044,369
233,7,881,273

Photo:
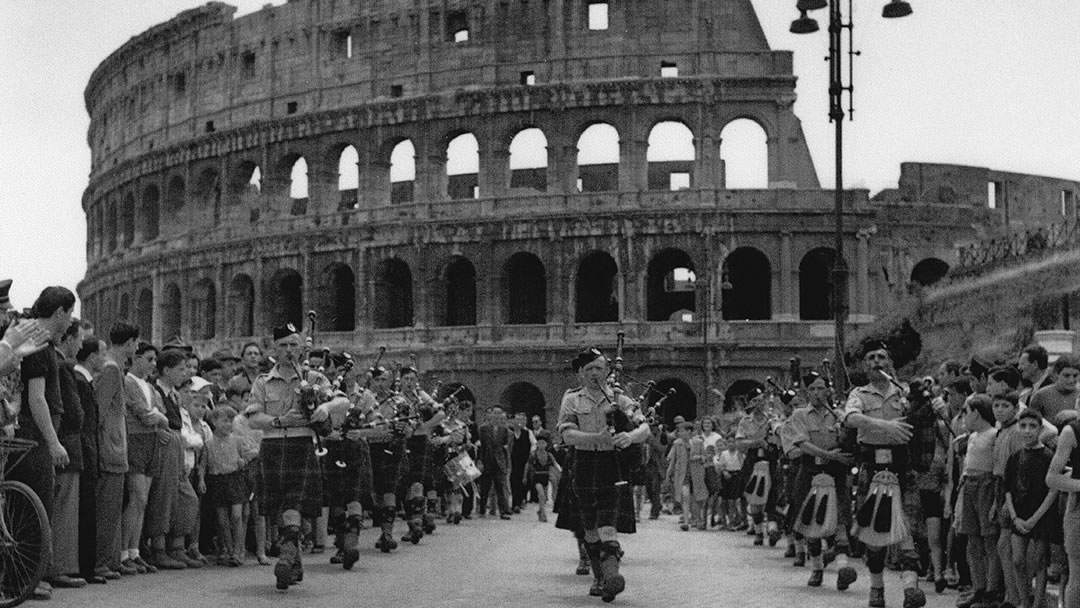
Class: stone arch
120,193,135,247
721,247,772,321
443,256,477,326
720,118,768,189
161,282,182,341
117,292,131,323
336,144,359,209
647,121,695,191
191,277,217,340
373,258,413,329
322,262,356,332
228,274,255,337
387,138,416,204
104,200,118,252
165,174,185,214
446,133,480,200
910,257,950,288
195,166,222,225
229,160,261,206
575,251,619,323
136,288,153,340
644,377,697,427
500,381,546,424
576,122,620,192
287,156,309,200
799,247,848,321
504,252,546,324
509,128,548,192
141,184,160,240
266,268,303,328
647,248,696,322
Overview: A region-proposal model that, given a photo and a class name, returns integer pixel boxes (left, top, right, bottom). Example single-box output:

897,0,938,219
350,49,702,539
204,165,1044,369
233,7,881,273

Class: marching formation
3,280,1080,608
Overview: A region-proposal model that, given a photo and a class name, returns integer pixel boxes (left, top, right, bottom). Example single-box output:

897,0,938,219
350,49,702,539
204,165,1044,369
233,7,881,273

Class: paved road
51,512,984,608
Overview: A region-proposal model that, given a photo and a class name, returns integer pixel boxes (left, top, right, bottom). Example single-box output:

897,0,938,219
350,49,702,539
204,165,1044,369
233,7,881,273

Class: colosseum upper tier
81,0,1065,422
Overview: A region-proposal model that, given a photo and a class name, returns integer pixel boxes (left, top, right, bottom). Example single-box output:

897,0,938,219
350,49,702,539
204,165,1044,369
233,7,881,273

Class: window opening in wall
391,84,403,98
1062,190,1074,217
665,267,696,292
588,2,609,30
287,101,298,115
648,121,695,191
520,71,536,85
577,123,620,193
661,62,678,78
670,172,690,191
720,119,768,189
290,157,309,200
205,121,215,133
454,29,469,42
249,166,262,193
174,72,186,96
509,128,548,191
987,181,1000,209
242,51,256,77
447,133,480,200
447,11,469,42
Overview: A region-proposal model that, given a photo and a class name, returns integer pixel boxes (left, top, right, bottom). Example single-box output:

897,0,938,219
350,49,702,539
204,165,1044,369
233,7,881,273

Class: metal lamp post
790,0,912,392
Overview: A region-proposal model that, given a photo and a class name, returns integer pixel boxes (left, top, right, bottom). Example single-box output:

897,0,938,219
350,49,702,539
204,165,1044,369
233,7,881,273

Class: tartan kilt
740,450,779,514
554,450,581,531
368,440,405,497
400,435,434,492
572,450,636,534
260,437,323,520
785,459,852,532
322,438,374,511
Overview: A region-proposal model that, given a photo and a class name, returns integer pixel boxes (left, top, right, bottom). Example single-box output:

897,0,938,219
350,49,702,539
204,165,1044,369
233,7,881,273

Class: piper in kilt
557,348,650,603
397,367,445,544
354,367,408,553
244,324,349,591
735,387,780,546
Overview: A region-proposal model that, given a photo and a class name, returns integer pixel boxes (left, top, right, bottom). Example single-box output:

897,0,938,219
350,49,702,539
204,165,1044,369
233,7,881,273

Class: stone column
480,140,510,199
778,232,795,320
215,263,226,340
151,269,163,344
548,137,579,195
618,134,648,192
252,256,265,336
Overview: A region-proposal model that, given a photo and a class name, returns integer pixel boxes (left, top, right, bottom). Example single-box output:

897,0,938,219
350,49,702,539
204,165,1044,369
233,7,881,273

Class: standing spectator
204,406,254,566
523,430,560,522
72,337,107,585
509,411,535,513
93,323,139,580
13,286,76,600
1016,345,1051,407
641,419,667,521
477,407,513,519
1029,355,1080,428
52,320,88,588
1045,412,1080,608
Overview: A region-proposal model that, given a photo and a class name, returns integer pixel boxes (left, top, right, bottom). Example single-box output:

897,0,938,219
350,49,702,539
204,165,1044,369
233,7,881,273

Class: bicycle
0,437,50,607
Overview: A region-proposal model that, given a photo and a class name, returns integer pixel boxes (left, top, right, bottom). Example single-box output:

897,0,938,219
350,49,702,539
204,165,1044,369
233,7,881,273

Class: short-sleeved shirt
963,427,997,475
1029,385,1079,427
249,365,331,421
843,383,906,445
1004,444,1054,520
557,386,638,451
993,418,1025,478
18,344,62,441
786,405,842,452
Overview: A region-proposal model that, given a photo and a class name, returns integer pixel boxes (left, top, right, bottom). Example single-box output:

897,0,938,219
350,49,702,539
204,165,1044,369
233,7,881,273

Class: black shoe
84,575,108,585
793,553,806,567
784,545,797,558
807,570,823,587
267,543,281,558
500,514,511,520
935,577,948,594
903,587,927,608
753,535,764,546
836,566,858,591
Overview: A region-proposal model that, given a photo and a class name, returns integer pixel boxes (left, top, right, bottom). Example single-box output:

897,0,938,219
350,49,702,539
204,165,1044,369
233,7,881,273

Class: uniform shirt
248,365,332,423
786,404,842,453
557,386,638,451
354,388,406,443
735,410,772,458
993,417,1025,478
843,382,907,446
963,427,997,476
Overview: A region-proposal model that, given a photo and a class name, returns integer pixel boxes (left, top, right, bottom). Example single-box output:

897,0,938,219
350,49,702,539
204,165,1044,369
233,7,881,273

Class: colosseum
78,0,1080,424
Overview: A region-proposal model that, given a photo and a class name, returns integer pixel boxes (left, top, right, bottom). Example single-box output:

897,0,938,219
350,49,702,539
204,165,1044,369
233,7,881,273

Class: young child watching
1003,409,1059,608
204,406,256,566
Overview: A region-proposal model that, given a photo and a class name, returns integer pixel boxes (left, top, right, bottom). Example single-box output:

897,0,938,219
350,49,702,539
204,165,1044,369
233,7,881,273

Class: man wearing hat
843,342,924,608
244,323,348,590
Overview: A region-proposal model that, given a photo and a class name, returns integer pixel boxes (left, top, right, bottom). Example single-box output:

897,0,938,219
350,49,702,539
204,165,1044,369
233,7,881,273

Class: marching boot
375,507,398,553
576,538,591,576
402,498,425,544
423,498,438,534
342,516,361,570
274,526,301,591
585,542,604,597
598,541,625,603
330,533,344,565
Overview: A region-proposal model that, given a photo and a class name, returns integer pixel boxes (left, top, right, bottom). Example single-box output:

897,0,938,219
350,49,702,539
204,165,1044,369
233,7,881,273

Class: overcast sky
1,1,1078,316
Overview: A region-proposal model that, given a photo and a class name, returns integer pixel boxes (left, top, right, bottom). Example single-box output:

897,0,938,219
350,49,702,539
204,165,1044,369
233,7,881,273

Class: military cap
272,323,300,342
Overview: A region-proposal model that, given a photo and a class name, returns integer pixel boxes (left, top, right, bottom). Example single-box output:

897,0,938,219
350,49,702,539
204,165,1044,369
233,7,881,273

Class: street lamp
790,0,911,393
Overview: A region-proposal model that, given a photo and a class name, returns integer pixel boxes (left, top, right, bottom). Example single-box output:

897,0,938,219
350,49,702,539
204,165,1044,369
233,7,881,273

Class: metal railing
953,218,1080,281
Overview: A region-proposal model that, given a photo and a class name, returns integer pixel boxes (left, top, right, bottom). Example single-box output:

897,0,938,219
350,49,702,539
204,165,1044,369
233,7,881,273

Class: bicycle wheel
0,481,50,608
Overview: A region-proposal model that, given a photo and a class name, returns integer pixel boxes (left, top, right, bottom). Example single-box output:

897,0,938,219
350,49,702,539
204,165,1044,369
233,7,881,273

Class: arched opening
500,382,546,424
575,251,619,322
447,133,480,200
117,293,130,323
230,160,261,206
910,258,950,288
141,185,159,241
721,247,772,320
509,128,548,191
504,252,546,324
195,167,222,225
191,278,217,340
228,274,254,337
647,121,695,191
266,268,303,328
289,157,309,200
161,283,182,341
576,123,620,192
799,247,848,321
444,257,477,326
720,118,768,189
723,379,766,413
373,258,413,329
647,249,696,322
323,263,356,332
643,378,697,427
120,194,135,247
166,175,185,214
338,145,359,192
103,201,117,252
390,140,416,204
136,288,153,340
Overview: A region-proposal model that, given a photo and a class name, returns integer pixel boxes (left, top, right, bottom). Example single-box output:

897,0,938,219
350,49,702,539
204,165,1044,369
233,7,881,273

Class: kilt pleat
260,437,323,519
572,450,636,534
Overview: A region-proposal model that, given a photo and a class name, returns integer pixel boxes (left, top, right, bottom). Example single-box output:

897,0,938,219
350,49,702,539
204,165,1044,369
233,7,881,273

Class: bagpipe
293,310,333,457
820,357,859,456
341,345,385,433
